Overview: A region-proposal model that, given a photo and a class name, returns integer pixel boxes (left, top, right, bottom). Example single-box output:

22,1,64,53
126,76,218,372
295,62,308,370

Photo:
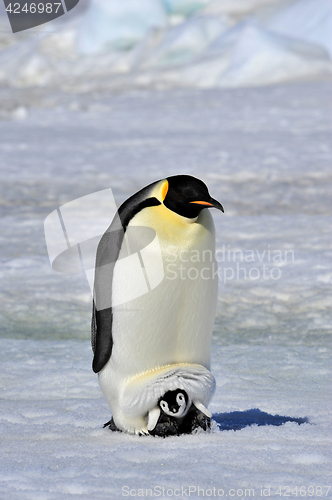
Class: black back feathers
91,180,161,373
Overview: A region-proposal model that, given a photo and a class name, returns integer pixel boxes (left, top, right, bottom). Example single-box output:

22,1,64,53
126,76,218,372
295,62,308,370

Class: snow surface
0,81,331,498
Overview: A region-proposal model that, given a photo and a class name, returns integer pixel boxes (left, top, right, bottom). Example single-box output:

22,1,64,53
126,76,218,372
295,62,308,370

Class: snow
0,80,331,498
1,339,330,499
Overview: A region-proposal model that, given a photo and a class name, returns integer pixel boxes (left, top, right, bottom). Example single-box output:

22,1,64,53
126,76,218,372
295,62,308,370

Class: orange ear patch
162,180,169,201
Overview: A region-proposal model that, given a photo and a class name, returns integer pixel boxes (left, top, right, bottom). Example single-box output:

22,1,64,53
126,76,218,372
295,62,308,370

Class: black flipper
91,180,162,373
92,307,113,373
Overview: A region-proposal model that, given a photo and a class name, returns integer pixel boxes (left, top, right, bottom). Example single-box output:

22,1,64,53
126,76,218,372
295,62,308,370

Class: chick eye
160,401,167,411
176,393,184,404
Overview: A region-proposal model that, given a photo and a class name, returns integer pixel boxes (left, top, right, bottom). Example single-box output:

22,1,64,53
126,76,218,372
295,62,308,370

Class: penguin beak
190,198,224,213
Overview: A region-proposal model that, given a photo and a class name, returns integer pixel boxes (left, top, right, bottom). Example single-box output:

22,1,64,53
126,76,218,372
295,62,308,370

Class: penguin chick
159,389,189,417
147,388,212,432
147,389,189,433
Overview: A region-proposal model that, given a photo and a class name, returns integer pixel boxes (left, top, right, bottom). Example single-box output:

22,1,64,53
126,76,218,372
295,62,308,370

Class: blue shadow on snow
212,408,309,431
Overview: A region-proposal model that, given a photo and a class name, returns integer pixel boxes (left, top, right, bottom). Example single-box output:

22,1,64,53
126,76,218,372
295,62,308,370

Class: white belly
98,206,218,429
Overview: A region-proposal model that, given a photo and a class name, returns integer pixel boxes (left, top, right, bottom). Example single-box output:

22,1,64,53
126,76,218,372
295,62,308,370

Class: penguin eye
176,393,185,404
160,401,168,411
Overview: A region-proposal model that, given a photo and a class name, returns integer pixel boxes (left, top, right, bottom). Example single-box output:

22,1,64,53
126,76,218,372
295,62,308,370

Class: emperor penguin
92,175,223,435
148,389,212,436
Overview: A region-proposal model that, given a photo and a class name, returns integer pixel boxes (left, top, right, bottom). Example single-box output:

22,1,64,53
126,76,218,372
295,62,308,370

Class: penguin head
162,175,224,219
158,389,190,418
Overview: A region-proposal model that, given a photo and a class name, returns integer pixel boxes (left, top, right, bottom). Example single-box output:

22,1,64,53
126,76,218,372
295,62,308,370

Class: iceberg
0,0,331,90
142,15,228,67
76,0,168,54
174,21,332,88
161,0,211,17
203,0,289,20
264,0,332,58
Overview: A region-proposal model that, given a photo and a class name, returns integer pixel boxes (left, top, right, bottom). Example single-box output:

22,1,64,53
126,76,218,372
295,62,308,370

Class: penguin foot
103,408,210,436
103,418,150,436
135,428,150,436
103,417,121,432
